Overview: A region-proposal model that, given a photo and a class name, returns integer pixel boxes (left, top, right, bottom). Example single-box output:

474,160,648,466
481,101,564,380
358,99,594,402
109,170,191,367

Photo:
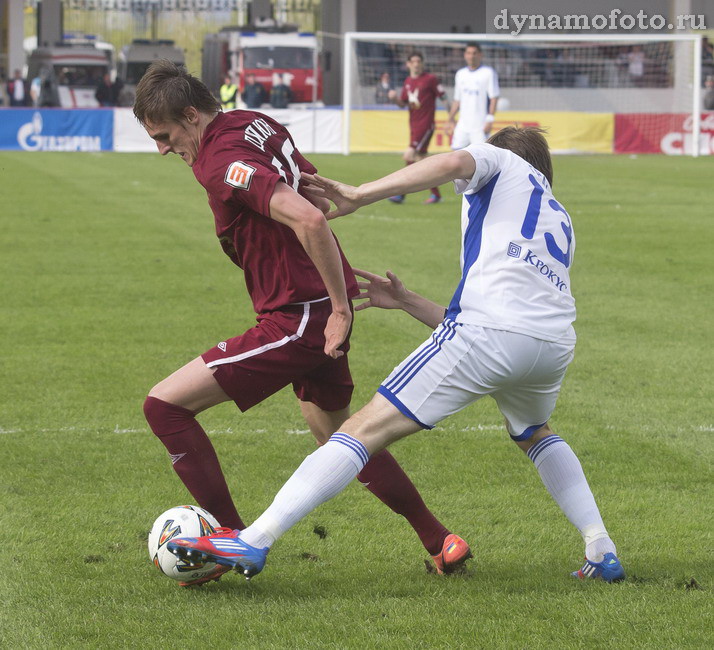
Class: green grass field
1,151,712,648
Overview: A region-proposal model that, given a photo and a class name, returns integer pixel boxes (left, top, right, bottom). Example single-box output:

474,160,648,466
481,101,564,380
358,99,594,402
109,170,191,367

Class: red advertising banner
615,113,714,155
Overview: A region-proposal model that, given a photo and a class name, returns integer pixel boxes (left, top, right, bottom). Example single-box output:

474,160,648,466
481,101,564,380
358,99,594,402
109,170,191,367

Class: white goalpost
342,32,704,156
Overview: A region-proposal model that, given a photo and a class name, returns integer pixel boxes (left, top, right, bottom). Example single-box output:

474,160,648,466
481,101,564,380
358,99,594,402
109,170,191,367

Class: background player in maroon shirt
133,61,470,585
388,52,449,204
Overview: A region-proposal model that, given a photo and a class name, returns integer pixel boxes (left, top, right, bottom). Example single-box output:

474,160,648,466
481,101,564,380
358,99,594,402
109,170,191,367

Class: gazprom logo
17,112,101,152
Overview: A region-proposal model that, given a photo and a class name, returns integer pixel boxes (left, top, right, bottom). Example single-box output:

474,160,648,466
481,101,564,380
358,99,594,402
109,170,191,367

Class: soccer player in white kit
447,43,500,149
169,127,625,584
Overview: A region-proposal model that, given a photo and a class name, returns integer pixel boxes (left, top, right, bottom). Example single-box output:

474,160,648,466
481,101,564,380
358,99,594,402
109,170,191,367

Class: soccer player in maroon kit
388,52,448,204
133,61,471,585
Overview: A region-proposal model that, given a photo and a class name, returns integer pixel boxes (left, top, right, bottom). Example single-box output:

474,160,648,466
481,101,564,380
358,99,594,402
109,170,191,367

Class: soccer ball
148,505,220,582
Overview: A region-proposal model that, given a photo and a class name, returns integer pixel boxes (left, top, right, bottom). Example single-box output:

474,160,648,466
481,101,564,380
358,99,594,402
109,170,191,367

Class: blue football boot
572,552,626,583
168,529,268,580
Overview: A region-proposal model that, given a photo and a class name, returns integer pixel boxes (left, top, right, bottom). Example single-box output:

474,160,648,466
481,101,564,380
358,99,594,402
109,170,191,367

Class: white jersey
447,143,576,344
453,65,499,130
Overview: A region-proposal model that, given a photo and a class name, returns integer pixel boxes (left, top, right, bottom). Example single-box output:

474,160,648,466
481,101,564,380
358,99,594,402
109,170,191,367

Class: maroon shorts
410,124,435,153
201,298,353,412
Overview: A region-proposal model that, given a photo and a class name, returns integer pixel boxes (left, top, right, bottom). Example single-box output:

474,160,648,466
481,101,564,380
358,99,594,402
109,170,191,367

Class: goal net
343,33,704,156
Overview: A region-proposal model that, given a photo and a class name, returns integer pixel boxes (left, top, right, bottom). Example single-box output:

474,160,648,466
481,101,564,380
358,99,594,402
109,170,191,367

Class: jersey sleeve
487,67,500,99
201,124,317,218
201,142,283,217
433,75,446,99
453,143,504,194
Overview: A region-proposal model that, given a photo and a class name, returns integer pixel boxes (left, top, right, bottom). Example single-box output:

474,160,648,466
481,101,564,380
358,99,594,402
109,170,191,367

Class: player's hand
387,89,397,101
301,172,364,219
445,120,455,137
484,121,493,135
323,308,352,358
353,268,409,312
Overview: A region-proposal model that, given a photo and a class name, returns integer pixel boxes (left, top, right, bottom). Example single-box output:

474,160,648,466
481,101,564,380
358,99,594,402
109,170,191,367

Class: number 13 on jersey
522,174,573,269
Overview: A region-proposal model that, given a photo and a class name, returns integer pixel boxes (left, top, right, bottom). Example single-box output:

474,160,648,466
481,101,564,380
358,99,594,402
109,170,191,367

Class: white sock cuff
527,434,566,467
581,523,610,546
328,432,370,470
248,515,281,547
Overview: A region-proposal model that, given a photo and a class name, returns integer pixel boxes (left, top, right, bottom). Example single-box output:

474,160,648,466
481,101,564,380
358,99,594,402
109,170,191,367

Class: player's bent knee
146,378,174,404
143,395,168,430
143,395,195,437
143,394,161,425
512,422,555,453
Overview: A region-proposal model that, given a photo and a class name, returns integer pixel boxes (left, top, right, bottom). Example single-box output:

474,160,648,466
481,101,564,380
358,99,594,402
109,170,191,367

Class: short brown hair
407,52,424,62
487,126,553,186
133,60,221,126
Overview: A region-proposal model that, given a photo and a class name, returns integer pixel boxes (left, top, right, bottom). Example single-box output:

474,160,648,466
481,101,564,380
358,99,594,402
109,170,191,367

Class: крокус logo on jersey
522,249,568,291
508,242,569,292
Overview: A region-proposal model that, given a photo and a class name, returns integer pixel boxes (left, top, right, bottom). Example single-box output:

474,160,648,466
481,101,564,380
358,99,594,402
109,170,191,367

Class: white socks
240,432,369,549
527,435,617,562
239,431,617,563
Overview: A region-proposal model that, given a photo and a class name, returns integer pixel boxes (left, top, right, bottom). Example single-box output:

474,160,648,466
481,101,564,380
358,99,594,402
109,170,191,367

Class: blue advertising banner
0,109,113,151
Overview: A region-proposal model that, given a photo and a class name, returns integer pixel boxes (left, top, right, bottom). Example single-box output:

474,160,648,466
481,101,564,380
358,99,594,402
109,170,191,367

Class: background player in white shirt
169,127,625,584
447,43,500,149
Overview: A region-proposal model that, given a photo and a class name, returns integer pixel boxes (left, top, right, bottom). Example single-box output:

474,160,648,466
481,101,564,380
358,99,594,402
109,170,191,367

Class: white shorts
377,321,575,440
451,122,487,149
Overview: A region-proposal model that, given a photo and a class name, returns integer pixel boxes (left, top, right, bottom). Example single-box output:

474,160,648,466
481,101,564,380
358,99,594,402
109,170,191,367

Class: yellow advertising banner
350,110,614,154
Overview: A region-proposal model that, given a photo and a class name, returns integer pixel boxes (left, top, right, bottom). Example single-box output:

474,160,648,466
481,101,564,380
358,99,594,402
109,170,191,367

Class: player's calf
513,423,622,581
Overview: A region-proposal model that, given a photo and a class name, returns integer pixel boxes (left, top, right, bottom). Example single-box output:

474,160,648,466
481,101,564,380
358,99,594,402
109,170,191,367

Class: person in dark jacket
269,73,292,109
242,73,266,108
95,73,117,107
7,69,28,106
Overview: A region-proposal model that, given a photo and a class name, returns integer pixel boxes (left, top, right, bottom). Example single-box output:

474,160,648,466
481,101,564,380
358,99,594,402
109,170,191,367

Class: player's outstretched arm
354,268,445,329
301,173,365,219
269,183,352,358
303,150,475,217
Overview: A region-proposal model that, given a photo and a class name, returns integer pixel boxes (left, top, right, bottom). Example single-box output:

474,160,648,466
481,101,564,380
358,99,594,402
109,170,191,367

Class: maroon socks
357,449,449,555
143,396,245,530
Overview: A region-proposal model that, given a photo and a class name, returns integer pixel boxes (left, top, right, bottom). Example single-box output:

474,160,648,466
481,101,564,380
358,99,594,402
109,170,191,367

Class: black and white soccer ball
148,505,220,582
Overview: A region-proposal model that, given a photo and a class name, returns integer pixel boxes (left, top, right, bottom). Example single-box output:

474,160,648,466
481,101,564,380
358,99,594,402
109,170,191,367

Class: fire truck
202,26,321,105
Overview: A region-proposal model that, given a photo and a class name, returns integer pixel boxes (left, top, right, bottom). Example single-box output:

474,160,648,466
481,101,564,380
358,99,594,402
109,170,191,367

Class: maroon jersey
400,73,445,133
192,111,358,314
